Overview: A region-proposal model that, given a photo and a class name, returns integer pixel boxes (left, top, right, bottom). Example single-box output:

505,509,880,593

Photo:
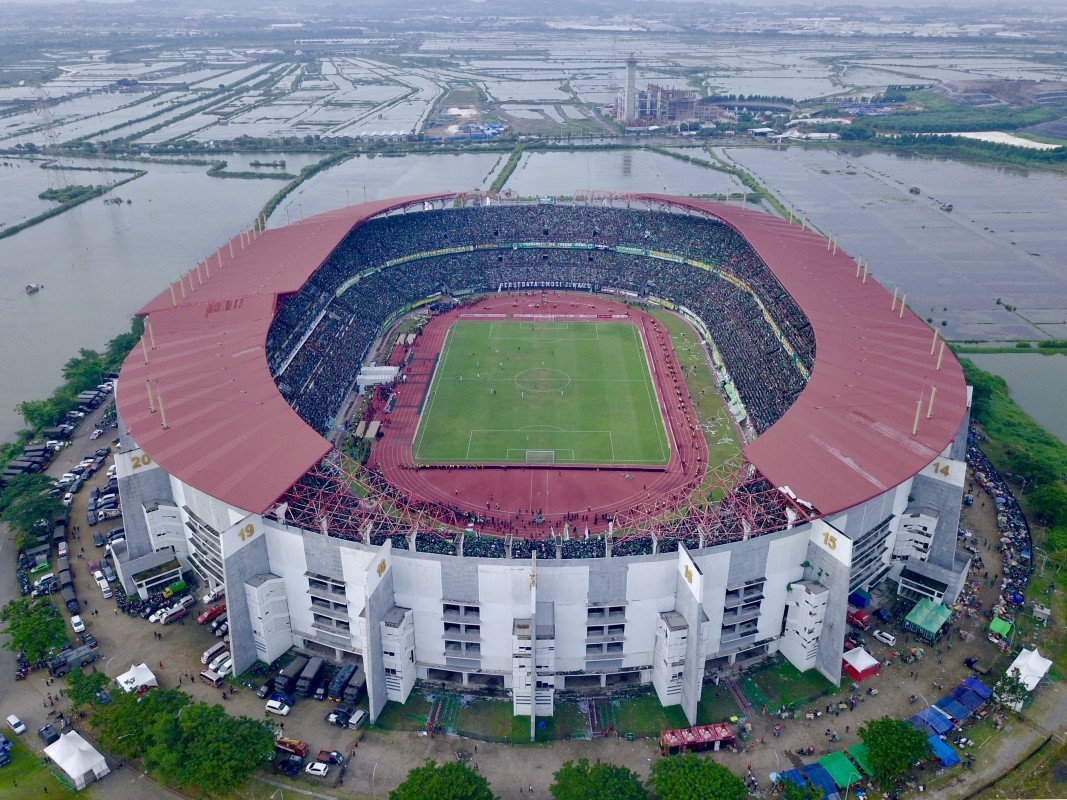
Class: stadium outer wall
111,196,972,727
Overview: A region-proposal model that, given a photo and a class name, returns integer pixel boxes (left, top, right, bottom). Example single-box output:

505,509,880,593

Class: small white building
44,730,110,790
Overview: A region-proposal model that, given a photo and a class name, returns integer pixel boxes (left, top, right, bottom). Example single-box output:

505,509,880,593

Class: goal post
525,449,556,464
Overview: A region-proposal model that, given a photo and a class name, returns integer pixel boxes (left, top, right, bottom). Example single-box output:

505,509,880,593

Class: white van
201,642,228,665
873,630,896,647
209,650,231,673
97,577,113,599
199,670,225,688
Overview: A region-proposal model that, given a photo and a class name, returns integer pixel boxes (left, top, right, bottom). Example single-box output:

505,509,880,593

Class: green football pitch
411,321,670,465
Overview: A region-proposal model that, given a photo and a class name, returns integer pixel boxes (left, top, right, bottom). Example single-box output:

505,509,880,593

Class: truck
328,663,357,702
275,656,309,695
61,586,79,613
50,645,97,677
964,657,991,675
846,608,871,631
342,665,366,704
295,657,325,697
275,737,310,757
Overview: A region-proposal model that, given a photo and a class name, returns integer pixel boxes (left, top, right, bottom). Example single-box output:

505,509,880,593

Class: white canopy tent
44,730,110,790
1002,648,1052,711
114,663,158,695
842,646,880,681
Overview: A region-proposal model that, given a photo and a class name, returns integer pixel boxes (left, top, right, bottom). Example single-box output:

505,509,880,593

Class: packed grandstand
260,203,823,555
267,205,813,440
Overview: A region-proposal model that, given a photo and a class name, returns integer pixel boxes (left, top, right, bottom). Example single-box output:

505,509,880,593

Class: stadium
111,193,971,727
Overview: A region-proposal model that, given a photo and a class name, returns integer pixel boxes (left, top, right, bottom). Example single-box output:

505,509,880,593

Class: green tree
154,703,274,796
781,777,822,800
62,348,107,392
859,716,929,789
650,753,746,800
95,688,273,797
0,474,65,541
66,669,108,709
390,760,497,800
0,598,70,663
994,667,1033,710
550,758,646,800
1028,484,1067,526
96,687,190,760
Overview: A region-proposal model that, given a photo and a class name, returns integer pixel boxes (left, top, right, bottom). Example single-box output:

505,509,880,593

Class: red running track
371,293,708,538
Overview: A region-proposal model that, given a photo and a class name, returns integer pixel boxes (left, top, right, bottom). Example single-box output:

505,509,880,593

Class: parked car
326,703,356,726
70,615,85,633
37,724,59,745
89,429,103,440
257,678,277,699
873,630,896,646
305,762,329,777
6,715,26,735
197,604,226,625
209,651,231,672
265,699,291,716
277,755,304,776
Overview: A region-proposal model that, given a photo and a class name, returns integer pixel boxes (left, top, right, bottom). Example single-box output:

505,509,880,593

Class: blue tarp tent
916,706,954,734
956,688,985,713
935,697,971,722
927,735,960,766
779,764,841,800
801,763,840,799
908,715,937,737
963,677,993,699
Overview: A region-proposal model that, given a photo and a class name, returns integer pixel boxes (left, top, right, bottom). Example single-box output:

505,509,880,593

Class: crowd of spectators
462,534,507,559
271,202,821,554
266,204,814,436
612,535,655,557
562,538,607,559
415,532,458,556
966,430,1034,625
510,538,558,560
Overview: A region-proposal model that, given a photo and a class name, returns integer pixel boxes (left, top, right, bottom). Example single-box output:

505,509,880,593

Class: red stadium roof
117,195,449,514
118,194,967,518
641,195,967,514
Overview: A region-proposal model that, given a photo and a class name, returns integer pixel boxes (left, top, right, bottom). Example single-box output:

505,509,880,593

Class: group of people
271,202,820,548
266,203,815,439
966,430,1035,631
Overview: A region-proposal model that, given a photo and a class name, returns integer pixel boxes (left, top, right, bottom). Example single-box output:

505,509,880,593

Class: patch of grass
374,694,432,732
753,660,835,710
614,694,689,737
0,737,79,798
454,699,516,742
696,685,744,723
647,308,740,472
414,320,668,465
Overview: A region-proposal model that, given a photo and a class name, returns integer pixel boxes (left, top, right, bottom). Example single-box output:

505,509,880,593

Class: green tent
904,598,953,641
818,751,863,789
846,743,874,776
989,617,1013,637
